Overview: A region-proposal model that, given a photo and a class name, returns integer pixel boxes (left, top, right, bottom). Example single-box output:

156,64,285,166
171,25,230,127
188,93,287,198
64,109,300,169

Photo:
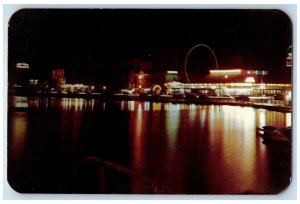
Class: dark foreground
7,98,291,194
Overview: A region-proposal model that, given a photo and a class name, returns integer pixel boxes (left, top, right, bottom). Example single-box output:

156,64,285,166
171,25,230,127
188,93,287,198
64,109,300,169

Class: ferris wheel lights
184,44,219,83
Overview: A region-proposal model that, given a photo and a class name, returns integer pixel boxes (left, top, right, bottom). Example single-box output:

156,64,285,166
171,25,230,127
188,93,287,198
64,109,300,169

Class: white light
167,71,178,74
245,77,255,83
16,63,29,69
287,53,292,60
259,84,266,89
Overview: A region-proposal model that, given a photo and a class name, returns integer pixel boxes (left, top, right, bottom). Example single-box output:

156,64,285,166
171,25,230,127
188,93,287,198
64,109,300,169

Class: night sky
8,9,292,85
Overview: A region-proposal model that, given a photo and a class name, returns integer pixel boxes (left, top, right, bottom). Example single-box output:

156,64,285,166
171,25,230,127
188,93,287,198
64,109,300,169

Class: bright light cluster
209,69,242,75
245,77,255,83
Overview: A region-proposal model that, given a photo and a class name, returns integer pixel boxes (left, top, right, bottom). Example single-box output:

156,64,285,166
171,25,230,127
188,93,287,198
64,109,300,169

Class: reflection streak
166,107,180,152
286,113,291,127
9,99,291,194
11,112,28,160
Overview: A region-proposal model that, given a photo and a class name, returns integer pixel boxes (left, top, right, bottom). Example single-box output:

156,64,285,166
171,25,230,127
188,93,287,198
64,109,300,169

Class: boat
256,126,291,146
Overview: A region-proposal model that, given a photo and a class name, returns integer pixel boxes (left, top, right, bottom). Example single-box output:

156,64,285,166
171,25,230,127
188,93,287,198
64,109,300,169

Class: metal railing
79,156,173,194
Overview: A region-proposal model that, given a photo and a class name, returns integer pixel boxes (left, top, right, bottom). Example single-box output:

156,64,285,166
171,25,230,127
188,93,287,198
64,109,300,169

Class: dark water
7,97,291,194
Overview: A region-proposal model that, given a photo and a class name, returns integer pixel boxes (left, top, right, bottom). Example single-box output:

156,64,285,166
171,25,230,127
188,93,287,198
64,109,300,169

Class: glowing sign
254,70,268,75
246,70,268,75
286,53,292,60
286,52,292,67
245,77,255,83
209,69,242,75
167,71,178,74
16,63,29,69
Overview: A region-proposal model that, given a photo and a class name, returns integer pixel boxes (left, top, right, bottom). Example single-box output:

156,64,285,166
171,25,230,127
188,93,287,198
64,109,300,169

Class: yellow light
16,62,29,69
167,71,178,74
245,77,255,83
209,69,242,75
259,84,266,89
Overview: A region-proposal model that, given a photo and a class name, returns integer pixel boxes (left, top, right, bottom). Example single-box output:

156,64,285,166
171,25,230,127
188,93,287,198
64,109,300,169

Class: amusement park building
165,69,292,97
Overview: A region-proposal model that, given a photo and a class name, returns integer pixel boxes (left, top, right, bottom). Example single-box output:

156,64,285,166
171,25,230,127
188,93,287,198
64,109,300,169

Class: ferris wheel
184,44,219,83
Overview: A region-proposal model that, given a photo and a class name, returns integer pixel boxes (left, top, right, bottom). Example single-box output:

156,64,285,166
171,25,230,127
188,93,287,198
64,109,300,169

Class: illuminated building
13,62,30,88
60,84,89,93
165,70,179,83
128,70,150,92
165,69,291,97
52,69,66,86
9,62,31,95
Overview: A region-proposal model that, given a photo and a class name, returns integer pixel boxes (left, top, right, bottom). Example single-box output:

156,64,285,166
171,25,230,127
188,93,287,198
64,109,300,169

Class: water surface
7,98,291,194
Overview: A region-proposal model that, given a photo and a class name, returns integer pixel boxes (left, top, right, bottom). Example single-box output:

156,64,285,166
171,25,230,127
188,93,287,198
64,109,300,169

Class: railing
79,156,172,194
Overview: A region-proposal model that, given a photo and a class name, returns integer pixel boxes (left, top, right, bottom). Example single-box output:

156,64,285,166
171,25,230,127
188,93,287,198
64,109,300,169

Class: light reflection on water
286,113,291,127
12,96,29,108
8,98,291,194
107,101,290,193
10,112,27,161
166,106,180,152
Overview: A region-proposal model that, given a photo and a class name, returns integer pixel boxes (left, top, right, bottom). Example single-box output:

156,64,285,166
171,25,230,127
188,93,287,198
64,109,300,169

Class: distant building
9,62,31,95
165,70,179,83
165,68,291,97
52,69,66,87
203,69,267,84
128,70,150,90
13,62,30,87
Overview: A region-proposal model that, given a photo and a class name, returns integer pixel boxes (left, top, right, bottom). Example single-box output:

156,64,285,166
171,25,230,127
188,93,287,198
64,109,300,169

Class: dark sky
8,9,292,84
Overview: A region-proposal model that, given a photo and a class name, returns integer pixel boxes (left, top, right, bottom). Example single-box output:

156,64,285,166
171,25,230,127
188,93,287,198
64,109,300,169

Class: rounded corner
273,9,293,26
274,176,293,195
6,177,24,194
8,8,29,27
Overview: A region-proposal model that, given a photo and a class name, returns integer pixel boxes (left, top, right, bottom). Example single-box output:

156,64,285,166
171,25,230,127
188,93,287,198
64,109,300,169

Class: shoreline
8,94,292,113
